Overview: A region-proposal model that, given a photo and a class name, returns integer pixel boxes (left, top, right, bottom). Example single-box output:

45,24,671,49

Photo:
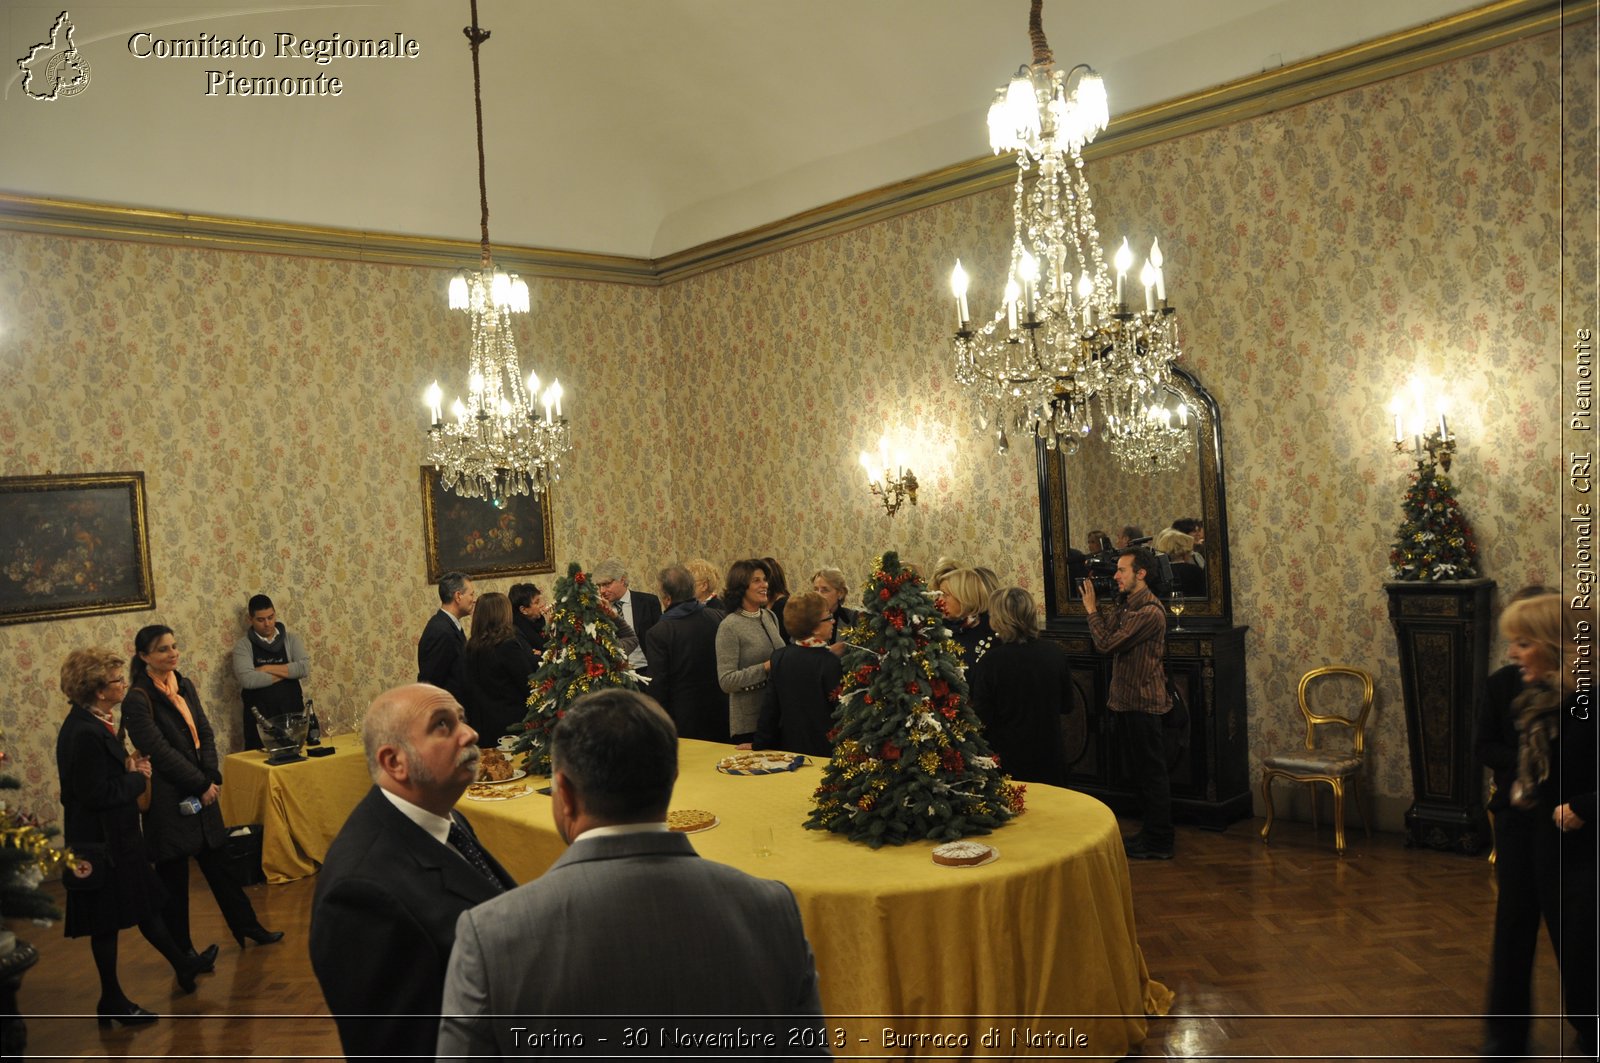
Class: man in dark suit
436,689,823,1058
417,571,477,701
310,683,514,1061
643,564,729,741
594,558,661,675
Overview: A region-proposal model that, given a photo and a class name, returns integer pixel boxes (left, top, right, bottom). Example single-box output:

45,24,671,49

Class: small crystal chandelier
1103,391,1192,474
949,0,1182,466
423,0,570,500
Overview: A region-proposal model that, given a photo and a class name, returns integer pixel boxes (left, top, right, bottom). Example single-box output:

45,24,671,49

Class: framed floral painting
420,467,555,581
0,472,156,626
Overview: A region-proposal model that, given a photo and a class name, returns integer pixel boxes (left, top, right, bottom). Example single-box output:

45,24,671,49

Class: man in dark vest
232,593,311,749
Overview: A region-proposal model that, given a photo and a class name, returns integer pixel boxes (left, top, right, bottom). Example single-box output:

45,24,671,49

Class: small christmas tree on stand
1390,431,1478,581
512,562,643,774
805,551,1023,849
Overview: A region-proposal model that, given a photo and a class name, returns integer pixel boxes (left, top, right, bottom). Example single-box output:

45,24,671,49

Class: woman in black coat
1480,594,1596,1059
122,625,281,954
455,592,539,747
56,647,207,1023
750,593,843,758
966,587,1074,787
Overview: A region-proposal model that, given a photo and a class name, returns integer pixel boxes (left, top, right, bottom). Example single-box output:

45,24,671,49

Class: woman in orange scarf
123,624,281,963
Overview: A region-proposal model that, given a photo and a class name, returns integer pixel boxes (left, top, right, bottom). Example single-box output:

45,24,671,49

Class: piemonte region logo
18,11,92,101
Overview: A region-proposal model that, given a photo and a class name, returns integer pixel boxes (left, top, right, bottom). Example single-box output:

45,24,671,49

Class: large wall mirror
1037,365,1233,623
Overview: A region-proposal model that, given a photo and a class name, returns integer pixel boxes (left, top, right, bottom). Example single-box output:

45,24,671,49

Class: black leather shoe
97,1000,159,1027
233,925,284,948
1128,843,1174,860
184,944,219,973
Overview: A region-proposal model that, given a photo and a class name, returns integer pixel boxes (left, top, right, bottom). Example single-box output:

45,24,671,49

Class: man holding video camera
1081,545,1173,860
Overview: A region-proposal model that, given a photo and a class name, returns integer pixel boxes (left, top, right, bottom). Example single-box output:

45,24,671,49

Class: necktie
448,818,505,892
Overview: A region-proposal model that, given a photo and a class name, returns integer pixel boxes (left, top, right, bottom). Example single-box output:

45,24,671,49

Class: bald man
309,684,515,1062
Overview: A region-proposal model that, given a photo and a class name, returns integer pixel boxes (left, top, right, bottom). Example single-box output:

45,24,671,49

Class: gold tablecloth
219,736,369,883
467,740,1172,1057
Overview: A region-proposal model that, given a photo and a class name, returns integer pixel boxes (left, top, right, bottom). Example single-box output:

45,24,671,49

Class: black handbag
61,842,112,891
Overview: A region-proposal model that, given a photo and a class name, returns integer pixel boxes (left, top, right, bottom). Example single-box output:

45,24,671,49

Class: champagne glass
1168,592,1186,632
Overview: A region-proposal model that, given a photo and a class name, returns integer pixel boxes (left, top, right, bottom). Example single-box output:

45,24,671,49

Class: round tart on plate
667,809,718,833
931,840,997,866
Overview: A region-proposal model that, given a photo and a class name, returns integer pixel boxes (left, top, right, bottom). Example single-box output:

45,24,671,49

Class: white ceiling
1,0,1485,259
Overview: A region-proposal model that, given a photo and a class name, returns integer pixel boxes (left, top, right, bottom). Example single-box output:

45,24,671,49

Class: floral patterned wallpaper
0,29,1580,827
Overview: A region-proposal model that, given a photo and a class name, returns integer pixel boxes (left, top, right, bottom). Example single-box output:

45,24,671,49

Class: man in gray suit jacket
437,689,825,1058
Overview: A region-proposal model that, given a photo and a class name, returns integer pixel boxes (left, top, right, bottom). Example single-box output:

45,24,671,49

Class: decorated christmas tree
512,562,643,774
805,551,1024,848
1390,449,1478,581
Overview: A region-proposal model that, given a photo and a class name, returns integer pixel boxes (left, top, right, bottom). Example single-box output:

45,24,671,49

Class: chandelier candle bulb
550,380,563,417
1394,413,1404,443
1113,239,1133,308
1140,259,1157,313
1439,414,1449,439
1004,278,1020,332
1150,239,1167,302
951,261,970,326
425,382,443,425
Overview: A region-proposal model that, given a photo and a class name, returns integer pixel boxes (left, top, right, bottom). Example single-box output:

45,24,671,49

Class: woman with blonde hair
932,567,996,668
1480,594,1594,1059
685,558,724,613
967,588,1073,786
57,647,207,1023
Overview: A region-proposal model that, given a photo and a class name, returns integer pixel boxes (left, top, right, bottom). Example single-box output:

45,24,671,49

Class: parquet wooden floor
7,817,1583,1061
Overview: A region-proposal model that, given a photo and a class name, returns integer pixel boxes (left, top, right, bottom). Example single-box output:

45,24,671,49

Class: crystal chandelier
1103,391,1192,474
422,0,569,500
949,0,1182,464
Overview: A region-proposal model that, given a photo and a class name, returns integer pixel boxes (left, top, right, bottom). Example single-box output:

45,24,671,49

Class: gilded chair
1259,666,1375,853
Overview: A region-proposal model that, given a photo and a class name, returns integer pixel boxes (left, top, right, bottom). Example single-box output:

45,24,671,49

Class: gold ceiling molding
0,193,656,285
0,0,1581,288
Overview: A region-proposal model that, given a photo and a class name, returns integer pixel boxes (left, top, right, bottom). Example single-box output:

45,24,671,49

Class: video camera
1077,537,1174,600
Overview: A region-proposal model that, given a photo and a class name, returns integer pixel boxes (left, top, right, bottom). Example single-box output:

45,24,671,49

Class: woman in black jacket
122,625,281,953
1480,594,1596,1059
455,592,540,747
56,647,207,1023
966,587,1074,787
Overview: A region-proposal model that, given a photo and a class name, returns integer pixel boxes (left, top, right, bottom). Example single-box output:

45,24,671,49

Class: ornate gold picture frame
420,467,555,582
0,472,155,626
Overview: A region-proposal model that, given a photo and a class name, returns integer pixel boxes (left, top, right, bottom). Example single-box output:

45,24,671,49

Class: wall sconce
1389,381,1456,471
859,434,918,517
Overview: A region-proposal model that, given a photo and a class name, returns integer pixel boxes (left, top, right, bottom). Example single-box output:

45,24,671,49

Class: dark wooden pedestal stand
1385,577,1496,854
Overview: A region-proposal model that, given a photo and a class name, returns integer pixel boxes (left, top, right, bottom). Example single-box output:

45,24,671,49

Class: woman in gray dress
716,558,784,743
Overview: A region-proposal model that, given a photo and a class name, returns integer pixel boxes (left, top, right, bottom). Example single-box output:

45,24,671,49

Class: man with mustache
310,683,514,1061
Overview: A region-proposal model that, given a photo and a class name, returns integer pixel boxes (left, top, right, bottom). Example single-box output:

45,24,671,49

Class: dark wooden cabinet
1044,623,1252,829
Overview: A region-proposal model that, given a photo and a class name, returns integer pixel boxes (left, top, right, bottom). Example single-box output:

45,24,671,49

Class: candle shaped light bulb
448,273,469,309
1177,402,1189,427
527,370,541,400
1018,250,1039,318
1439,413,1449,439
1150,238,1166,302
497,397,513,419
950,260,971,326
1003,277,1020,332
894,449,907,476
860,452,880,485
468,371,485,396
1393,413,1404,443
1139,259,1157,312
541,391,553,424
424,381,443,424
451,399,468,425
1113,238,1133,307
1076,272,1095,328
549,379,563,417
